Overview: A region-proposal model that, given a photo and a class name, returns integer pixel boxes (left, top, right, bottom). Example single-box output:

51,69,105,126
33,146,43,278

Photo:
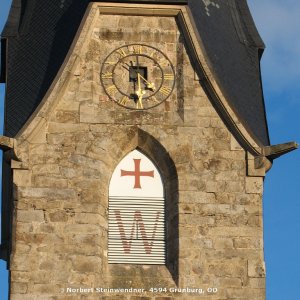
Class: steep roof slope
1,0,269,145
1,0,90,137
189,0,269,146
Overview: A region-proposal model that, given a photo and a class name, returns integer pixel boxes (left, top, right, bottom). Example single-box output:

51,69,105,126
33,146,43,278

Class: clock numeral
119,96,130,106
133,45,143,54
102,72,113,79
162,73,174,80
159,86,172,96
149,51,157,58
149,96,160,104
106,85,118,96
105,61,117,65
160,60,170,67
117,48,127,58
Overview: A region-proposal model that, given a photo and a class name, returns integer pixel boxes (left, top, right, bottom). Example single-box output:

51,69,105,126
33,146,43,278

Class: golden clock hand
136,89,145,98
137,94,144,109
138,73,149,84
135,74,146,109
136,90,145,109
138,74,156,91
137,73,141,91
136,75,147,97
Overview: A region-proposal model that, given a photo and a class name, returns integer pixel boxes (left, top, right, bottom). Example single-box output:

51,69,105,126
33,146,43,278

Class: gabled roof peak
1,0,269,146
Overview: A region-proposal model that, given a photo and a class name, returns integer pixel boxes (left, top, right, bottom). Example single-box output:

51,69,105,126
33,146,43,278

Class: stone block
178,226,197,237
48,122,89,134
69,154,108,171
74,213,107,227
245,177,263,194
205,181,226,193
71,255,102,273
247,278,266,289
18,187,77,200
214,149,245,160
217,277,242,288
21,199,62,210
226,287,265,299
208,259,247,278
60,167,79,178
77,90,94,100
208,226,262,237
179,174,206,191
204,158,230,173
235,193,261,206
214,192,236,204
11,271,30,283
48,211,68,222
248,259,266,278
32,164,60,175
55,110,79,123
224,181,244,193
18,210,44,223
68,273,95,287
34,176,68,188
233,237,263,249
189,238,213,249
57,96,80,111
39,224,56,234
80,102,115,124
14,242,31,254
195,117,211,128
215,170,240,181
30,271,54,284
211,140,231,151
214,128,230,140
247,154,266,177
231,160,245,171
214,238,234,249
47,133,74,145
231,135,243,151
39,260,56,271
64,224,102,235
180,214,215,226
13,170,32,187
9,295,37,300
70,234,100,247
31,284,61,294
179,191,216,204
10,255,37,272
210,117,224,128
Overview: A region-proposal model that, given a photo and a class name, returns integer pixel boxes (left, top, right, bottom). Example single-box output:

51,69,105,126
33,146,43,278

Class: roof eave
0,38,7,83
98,0,188,3
1,0,22,38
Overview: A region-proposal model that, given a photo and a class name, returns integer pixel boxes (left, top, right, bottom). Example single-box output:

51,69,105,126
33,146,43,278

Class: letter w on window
114,210,161,255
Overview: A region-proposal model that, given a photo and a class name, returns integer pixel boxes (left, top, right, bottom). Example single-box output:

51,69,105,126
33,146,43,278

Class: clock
100,44,175,110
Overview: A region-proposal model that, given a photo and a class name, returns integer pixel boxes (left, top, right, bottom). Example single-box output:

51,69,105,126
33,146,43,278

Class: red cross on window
121,159,154,189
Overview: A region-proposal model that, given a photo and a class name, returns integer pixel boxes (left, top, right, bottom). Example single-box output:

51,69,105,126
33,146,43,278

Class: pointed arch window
108,149,165,265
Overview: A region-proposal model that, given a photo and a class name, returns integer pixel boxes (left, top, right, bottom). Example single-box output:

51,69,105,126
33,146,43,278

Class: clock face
100,44,175,110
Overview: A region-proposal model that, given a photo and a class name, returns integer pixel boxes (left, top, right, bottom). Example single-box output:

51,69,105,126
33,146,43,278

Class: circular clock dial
100,44,175,110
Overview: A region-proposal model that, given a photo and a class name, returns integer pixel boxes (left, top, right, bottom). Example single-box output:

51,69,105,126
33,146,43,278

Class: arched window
108,149,165,265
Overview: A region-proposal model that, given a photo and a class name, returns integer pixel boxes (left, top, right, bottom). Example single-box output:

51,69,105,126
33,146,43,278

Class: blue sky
0,1,299,299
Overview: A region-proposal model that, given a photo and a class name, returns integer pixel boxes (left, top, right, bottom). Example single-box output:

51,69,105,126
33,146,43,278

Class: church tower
0,1,297,299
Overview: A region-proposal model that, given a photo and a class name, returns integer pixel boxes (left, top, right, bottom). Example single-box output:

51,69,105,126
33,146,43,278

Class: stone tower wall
9,7,265,300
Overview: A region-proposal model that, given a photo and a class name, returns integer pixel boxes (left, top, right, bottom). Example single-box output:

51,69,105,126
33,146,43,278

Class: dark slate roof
1,0,90,137
1,0,269,146
189,0,269,146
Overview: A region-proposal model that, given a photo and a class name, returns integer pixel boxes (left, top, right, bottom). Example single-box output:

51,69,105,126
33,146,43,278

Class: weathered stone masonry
8,6,265,300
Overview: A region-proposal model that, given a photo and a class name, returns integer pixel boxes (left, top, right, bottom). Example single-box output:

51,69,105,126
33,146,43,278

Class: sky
0,1,299,299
